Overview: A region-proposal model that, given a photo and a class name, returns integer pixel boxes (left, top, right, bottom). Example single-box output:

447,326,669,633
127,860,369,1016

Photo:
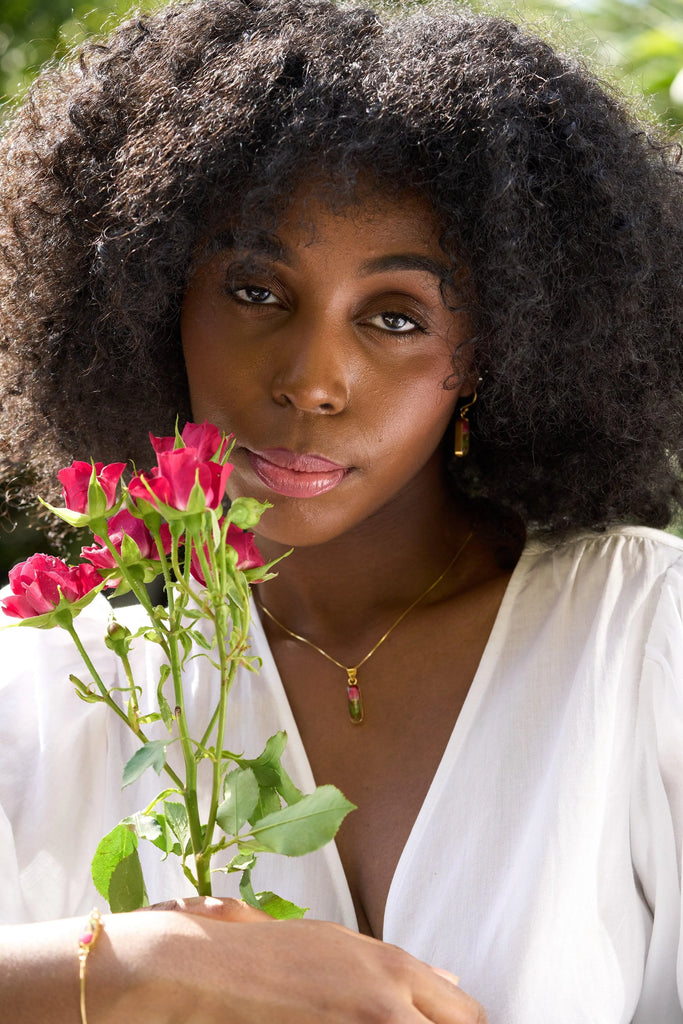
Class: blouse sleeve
631,553,683,1023
0,595,122,924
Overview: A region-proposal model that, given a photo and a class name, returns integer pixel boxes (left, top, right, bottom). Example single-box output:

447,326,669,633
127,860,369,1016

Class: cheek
181,293,240,426
392,370,459,445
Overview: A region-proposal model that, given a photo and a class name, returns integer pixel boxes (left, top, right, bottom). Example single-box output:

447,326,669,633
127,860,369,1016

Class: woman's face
181,188,473,548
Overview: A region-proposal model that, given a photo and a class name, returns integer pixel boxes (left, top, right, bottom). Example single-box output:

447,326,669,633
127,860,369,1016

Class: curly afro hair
0,0,681,535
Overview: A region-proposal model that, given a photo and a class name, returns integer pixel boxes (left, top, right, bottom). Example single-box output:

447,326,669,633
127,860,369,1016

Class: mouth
243,447,350,498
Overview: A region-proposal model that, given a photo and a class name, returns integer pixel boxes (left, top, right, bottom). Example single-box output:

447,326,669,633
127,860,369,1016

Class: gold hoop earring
454,390,478,458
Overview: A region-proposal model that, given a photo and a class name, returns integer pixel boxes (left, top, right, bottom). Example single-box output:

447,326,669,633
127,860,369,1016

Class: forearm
0,912,211,1024
0,905,486,1024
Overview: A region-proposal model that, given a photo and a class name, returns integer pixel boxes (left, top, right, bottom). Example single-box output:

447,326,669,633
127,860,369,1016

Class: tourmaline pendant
454,415,470,457
345,668,364,724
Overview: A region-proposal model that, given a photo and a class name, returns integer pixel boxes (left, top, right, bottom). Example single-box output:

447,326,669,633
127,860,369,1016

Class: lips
244,447,349,498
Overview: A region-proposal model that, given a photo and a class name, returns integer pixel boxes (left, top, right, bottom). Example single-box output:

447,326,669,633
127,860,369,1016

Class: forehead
202,186,449,270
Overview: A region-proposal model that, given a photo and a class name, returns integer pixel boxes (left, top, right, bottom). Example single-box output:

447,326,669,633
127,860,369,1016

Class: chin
250,503,363,551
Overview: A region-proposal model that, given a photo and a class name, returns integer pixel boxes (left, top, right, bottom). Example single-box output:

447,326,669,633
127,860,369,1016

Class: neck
253,465,475,641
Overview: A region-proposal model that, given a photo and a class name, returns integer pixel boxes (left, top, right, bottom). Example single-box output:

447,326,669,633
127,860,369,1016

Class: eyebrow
358,254,451,280
205,233,450,281
205,230,284,261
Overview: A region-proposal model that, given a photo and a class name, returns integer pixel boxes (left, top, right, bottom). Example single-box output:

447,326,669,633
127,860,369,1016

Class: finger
432,967,459,988
414,969,486,1024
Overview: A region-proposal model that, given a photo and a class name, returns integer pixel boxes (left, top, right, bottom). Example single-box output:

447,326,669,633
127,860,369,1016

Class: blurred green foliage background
2,0,683,128
0,0,681,577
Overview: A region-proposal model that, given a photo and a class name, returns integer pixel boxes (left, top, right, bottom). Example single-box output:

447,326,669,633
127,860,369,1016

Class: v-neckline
248,542,534,938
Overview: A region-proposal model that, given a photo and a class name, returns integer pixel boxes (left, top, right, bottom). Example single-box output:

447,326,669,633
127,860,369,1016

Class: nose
271,323,351,415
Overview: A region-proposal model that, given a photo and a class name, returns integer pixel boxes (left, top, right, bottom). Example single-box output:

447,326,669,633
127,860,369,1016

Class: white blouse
1,525,682,1024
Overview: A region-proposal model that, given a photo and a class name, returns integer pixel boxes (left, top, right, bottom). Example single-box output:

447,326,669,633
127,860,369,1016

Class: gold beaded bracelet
78,908,103,1024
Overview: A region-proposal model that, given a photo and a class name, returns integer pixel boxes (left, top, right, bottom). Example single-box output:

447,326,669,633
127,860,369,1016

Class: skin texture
1,899,486,1023
181,189,474,549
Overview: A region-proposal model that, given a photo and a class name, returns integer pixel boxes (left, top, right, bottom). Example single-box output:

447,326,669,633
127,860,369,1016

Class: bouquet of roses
1,421,353,918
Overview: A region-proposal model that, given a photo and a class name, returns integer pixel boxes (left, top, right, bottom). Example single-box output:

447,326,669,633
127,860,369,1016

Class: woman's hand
2,903,487,1023
129,896,487,1023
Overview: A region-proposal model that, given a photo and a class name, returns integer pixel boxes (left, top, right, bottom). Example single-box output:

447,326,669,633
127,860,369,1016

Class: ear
459,368,481,399
448,329,478,399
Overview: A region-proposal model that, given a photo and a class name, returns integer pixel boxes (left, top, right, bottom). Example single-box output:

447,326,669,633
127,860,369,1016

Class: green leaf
122,812,163,842
255,891,307,920
186,628,214,651
70,674,102,703
225,577,246,612
74,687,103,704
239,731,288,788
179,630,193,665
222,850,257,873
209,507,222,548
108,848,148,912
237,733,302,804
249,785,282,824
138,712,162,726
164,801,190,850
92,824,134,897
156,664,174,731
122,740,167,788
140,627,164,644
236,867,306,919
237,868,257,905
276,767,304,806
151,813,180,858
241,785,356,857
216,767,260,835
91,822,148,911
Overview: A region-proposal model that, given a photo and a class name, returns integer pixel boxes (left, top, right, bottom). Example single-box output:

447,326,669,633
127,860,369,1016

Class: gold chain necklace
255,531,473,724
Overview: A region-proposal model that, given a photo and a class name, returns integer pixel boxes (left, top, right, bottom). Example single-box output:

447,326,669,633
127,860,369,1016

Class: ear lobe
459,370,483,401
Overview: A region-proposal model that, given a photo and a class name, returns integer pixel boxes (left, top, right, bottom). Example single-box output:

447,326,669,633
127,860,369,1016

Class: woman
0,0,682,1021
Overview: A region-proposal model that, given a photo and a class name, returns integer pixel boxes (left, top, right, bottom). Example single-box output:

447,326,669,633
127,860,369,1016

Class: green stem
169,531,205,608
99,534,159,621
162,529,212,896
202,638,239,854
118,651,140,721
65,622,184,790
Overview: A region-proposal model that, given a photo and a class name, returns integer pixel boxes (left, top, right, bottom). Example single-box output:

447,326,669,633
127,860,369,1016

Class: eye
366,311,425,334
231,285,280,305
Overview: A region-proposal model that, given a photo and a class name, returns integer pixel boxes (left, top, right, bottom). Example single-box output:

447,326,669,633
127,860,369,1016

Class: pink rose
150,422,231,463
190,523,265,586
129,447,232,512
57,461,126,514
82,509,173,572
1,554,101,620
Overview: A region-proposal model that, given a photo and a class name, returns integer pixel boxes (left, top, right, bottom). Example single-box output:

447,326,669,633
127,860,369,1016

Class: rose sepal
87,464,117,520
1,581,106,630
37,497,97,529
42,461,126,526
127,472,216,522
102,561,166,600
38,499,123,530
